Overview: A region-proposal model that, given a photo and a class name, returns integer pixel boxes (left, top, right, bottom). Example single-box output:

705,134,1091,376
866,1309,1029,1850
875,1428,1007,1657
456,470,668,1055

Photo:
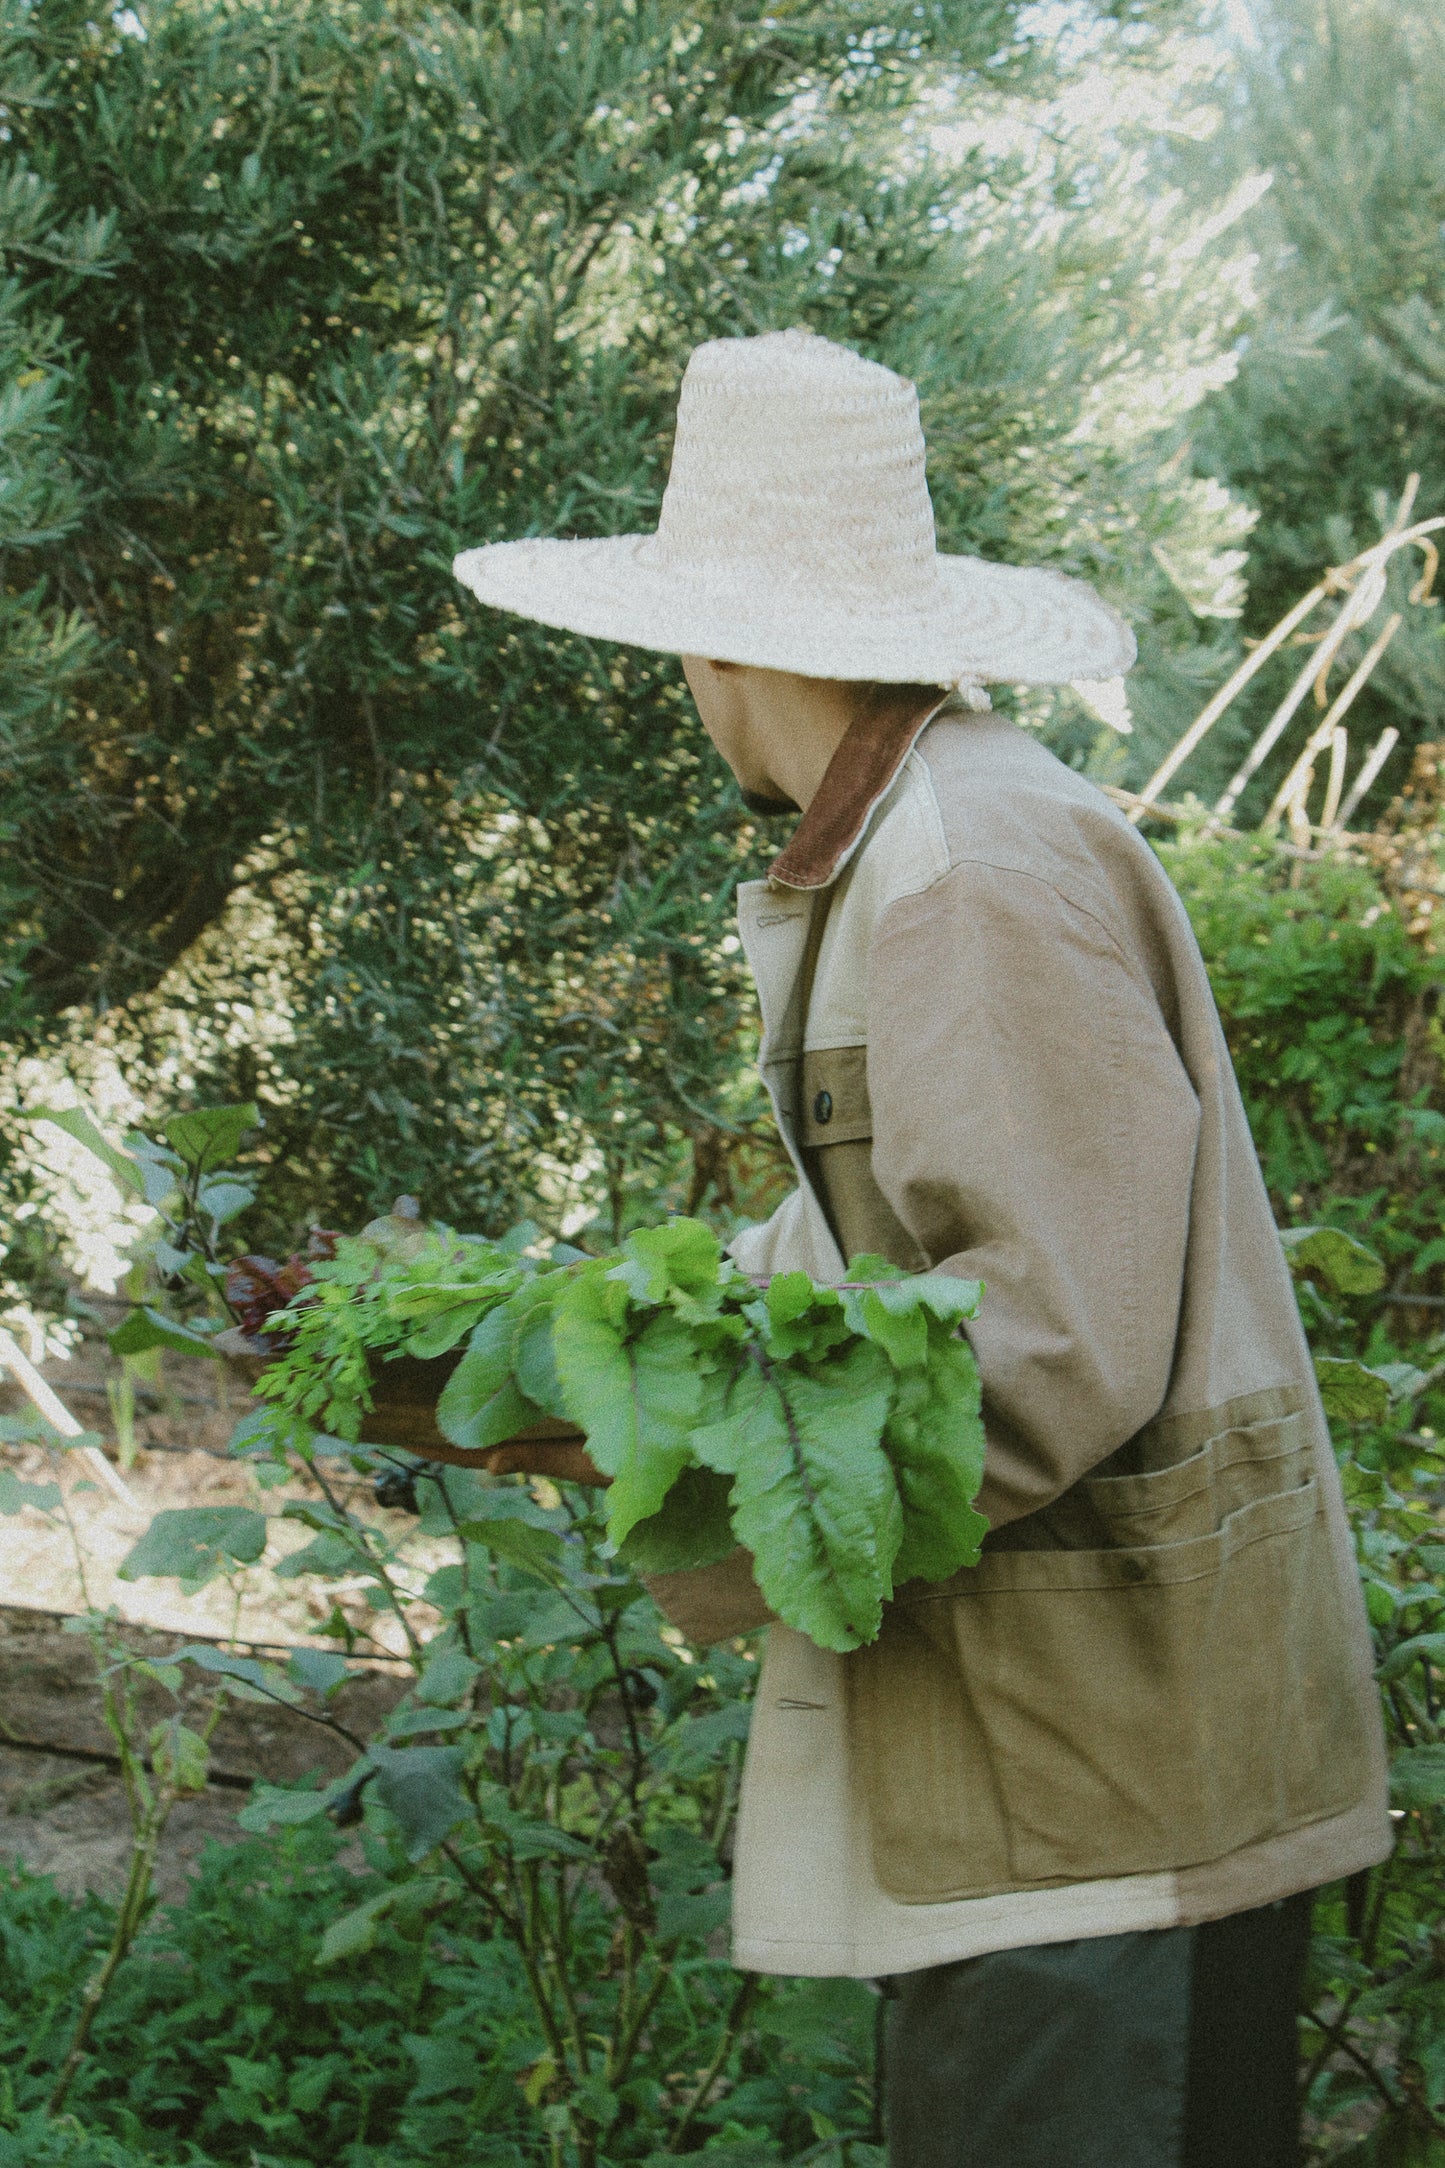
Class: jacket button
813,1089,833,1125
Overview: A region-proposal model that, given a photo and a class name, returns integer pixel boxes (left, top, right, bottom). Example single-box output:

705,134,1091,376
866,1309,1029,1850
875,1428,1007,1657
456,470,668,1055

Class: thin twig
669,1972,760,2151
1132,481,1442,821
1302,2004,1435,2126
1214,572,1391,826
1333,727,1402,832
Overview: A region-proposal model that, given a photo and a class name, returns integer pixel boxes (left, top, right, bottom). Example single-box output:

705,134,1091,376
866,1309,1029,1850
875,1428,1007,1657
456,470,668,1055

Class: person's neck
741,672,861,811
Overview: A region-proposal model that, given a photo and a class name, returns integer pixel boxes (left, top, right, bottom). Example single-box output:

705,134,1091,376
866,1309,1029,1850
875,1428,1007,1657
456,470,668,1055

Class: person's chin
739,786,800,816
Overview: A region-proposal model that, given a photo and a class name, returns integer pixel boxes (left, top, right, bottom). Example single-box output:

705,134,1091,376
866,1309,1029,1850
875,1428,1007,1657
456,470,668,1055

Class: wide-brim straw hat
453,327,1135,694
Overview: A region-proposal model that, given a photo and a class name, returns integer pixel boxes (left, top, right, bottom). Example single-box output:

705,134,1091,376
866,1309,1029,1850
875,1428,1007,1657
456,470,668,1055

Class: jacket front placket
734,879,847,1284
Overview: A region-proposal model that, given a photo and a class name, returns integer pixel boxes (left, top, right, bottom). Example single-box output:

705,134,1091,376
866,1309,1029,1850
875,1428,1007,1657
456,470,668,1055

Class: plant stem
708,1741,741,1853
607,1947,676,2091
668,1971,759,2151
309,1460,424,1662
532,1859,590,2074
47,1647,231,2114
47,1776,169,2111
490,1847,570,2077
1304,2004,1410,2122
599,1613,647,1810
547,1856,590,2073
442,1831,516,1936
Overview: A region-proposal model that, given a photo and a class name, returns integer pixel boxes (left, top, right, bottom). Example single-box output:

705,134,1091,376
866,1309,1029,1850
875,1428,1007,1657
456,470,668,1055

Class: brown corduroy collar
766,691,956,892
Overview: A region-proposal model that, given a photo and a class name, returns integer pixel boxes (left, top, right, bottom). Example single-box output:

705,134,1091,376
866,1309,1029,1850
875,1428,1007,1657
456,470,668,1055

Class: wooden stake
1129,480,1440,822
1319,727,1349,833
1332,727,1401,834
0,1328,142,1515
1129,580,1329,819
1213,566,1395,825
1261,611,1403,830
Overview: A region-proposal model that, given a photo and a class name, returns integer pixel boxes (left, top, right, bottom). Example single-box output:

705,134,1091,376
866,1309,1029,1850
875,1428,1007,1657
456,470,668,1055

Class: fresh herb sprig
251,1208,546,1444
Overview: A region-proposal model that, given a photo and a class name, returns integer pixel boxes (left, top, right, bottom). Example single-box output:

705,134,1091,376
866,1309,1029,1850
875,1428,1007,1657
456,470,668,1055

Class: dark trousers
885,1891,1313,2168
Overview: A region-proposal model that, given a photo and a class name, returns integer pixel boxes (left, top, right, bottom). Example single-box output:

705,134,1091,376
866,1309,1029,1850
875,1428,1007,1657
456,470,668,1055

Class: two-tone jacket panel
648,701,1390,1973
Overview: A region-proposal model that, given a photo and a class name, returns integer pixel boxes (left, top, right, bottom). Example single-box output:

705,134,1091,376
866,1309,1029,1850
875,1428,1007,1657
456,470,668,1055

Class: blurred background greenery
3,0,1444,1320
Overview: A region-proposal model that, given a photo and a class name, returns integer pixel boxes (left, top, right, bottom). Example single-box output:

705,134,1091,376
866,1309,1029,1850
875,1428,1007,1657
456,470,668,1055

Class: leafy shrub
1163,828,1445,1312
0,1826,879,2167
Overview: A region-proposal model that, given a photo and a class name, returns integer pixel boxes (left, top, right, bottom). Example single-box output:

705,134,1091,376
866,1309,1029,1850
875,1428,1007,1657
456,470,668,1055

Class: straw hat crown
454,327,1135,688
653,331,937,610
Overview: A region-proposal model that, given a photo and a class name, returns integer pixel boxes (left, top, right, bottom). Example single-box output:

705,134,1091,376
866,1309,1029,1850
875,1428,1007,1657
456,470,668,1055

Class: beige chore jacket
649,691,1391,1981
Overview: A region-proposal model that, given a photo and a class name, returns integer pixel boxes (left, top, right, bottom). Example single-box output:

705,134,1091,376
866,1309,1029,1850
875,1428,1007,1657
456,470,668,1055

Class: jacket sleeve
867,859,1201,1530
640,1547,777,1647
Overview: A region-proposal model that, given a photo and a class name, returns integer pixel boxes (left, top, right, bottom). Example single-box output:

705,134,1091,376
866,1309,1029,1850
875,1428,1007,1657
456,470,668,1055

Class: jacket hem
730,1872,1180,1979
1173,1793,1394,1928
728,1799,1395,1980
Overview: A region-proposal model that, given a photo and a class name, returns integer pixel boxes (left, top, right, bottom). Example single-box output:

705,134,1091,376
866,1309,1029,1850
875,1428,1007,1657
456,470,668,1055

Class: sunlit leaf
1281,1225,1386,1295
120,1507,268,1582
553,1271,701,1546
236,1784,330,1834
148,1718,210,1795
1315,1355,1392,1424
32,1103,146,1197
109,1306,224,1360
315,1886,399,1965
198,1177,256,1225
162,1101,260,1173
453,1516,565,1581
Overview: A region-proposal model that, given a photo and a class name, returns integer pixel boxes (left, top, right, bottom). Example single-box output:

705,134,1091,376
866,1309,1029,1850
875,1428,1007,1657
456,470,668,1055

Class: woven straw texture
453,329,1136,687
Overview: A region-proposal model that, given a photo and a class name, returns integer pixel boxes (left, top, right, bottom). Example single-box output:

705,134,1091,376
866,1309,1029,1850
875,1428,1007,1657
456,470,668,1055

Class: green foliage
1283,1226,1390,1297
255,1223,533,1441
0,1827,881,2165
1161,830,1445,1295
9,1088,906,2159
0,0,1256,1268
1312,1355,1392,1426
1303,1398,1445,2159
1165,835,1445,2166
117,1507,268,1586
18,1096,260,1458
19,785,1445,2153
2,1406,896,2163
11,807,1445,2160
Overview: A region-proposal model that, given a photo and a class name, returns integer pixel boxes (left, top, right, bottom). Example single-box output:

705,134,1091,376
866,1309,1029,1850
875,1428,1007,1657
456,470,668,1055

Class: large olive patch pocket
851,1401,1371,1902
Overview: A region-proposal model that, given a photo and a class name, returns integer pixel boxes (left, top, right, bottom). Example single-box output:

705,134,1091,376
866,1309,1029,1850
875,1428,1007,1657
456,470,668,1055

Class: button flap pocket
800,1045,872,1145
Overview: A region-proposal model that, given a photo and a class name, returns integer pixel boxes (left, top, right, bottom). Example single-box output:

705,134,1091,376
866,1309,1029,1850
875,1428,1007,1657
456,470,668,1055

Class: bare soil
0,1747,252,1906
0,1601,408,1902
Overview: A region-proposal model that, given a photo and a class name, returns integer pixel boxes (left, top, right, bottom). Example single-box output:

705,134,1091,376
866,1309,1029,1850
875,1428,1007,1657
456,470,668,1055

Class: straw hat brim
452,533,1135,686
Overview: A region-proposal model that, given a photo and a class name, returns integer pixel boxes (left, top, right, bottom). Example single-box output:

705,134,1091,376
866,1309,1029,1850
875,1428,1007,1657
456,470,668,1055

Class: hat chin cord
951,677,992,712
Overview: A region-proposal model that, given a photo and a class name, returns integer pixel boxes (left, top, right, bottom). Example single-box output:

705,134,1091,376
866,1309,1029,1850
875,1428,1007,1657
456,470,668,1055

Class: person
453,327,1390,2168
